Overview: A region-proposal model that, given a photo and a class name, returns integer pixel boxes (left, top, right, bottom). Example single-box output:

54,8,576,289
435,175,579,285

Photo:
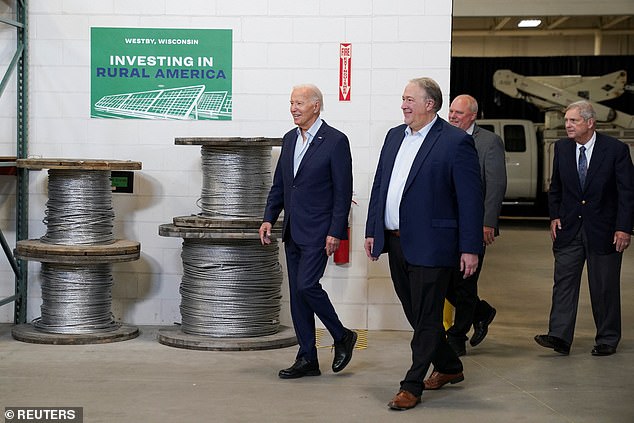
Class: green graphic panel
91,27,232,120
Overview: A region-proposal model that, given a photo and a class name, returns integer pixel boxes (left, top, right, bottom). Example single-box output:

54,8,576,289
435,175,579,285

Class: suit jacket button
578,215,582,219
581,200,586,205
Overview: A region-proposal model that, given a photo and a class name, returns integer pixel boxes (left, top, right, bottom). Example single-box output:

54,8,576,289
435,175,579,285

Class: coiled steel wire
180,238,283,337
34,263,118,334
41,169,115,245
198,145,271,219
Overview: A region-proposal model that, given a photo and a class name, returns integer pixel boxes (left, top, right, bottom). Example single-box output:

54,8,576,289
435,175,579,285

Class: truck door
501,123,535,201
480,121,536,203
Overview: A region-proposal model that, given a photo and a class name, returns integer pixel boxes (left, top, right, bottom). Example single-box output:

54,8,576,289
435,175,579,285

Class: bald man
439,94,507,358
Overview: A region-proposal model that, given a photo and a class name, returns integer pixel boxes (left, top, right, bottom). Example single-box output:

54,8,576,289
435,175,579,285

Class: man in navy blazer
535,100,634,356
260,84,357,379
364,77,483,410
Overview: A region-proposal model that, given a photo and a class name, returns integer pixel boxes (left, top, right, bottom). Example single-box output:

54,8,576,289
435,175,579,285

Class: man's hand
325,236,340,256
364,237,378,261
550,219,562,242
483,226,495,246
614,230,631,253
259,222,272,245
460,253,479,279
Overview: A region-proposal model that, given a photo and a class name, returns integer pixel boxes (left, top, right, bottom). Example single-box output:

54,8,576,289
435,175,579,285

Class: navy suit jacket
548,132,634,254
263,120,353,246
365,118,483,267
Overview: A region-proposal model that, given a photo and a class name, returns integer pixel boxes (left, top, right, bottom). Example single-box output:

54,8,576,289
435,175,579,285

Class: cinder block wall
0,0,453,329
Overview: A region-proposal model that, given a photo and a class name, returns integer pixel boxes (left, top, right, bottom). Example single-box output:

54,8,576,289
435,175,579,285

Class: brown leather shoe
387,390,421,410
423,371,464,390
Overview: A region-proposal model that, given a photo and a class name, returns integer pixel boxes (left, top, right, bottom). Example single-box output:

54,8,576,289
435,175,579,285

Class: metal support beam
453,28,634,37
547,16,570,30
602,16,631,29
0,0,29,323
494,17,511,30
15,0,29,324
594,30,603,55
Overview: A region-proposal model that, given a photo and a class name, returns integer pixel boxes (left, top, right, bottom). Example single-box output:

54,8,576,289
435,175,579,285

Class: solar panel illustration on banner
95,86,203,119
196,91,232,119
94,86,232,120
91,27,232,120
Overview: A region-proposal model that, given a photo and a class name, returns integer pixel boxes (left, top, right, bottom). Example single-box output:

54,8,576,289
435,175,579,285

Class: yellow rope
315,328,367,350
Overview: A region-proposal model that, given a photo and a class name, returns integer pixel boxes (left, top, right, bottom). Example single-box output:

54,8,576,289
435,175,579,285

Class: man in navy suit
364,77,483,410
535,100,634,356
260,84,357,379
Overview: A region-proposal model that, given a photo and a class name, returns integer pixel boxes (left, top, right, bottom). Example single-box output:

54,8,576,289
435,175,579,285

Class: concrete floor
1,219,633,422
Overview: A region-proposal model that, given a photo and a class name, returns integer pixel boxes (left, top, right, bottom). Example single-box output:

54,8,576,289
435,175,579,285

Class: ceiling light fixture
518,19,542,28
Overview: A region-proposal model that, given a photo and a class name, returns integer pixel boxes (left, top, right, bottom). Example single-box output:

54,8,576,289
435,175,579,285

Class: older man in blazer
443,94,507,357
365,77,483,410
260,84,357,379
535,100,634,356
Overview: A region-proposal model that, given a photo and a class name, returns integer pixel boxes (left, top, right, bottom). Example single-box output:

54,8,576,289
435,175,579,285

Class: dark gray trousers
550,227,622,347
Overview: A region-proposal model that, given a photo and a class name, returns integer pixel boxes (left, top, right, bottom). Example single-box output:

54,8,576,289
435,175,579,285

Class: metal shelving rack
0,0,29,323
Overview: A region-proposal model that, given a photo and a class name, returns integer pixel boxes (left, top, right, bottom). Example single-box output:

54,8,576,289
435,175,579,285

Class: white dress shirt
384,116,437,230
576,131,596,171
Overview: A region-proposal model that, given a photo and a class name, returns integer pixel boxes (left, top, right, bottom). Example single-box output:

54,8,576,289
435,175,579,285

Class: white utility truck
478,69,634,206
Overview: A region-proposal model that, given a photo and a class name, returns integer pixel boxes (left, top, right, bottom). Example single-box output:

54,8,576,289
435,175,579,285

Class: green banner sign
91,27,232,120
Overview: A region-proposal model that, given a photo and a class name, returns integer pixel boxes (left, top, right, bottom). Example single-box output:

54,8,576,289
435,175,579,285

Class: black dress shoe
591,344,616,356
470,306,496,347
534,334,570,355
447,336,466,357
278,358,321,379
332,328,357,372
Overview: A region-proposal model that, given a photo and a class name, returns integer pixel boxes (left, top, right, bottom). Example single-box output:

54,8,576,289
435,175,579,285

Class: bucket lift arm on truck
493,69,634,129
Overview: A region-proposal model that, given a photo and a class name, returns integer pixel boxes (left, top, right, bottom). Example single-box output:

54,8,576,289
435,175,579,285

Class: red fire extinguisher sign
339,43,351,101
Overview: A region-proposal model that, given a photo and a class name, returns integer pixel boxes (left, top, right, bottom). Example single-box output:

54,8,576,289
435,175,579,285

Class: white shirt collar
405,115,438,138
577,131,596,151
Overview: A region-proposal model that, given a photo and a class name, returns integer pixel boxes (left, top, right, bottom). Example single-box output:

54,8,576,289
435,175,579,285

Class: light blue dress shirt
294,118,323,177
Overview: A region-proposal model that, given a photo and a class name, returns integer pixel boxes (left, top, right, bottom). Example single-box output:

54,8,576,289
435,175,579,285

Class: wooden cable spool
158,137,296,351
12,158,142,344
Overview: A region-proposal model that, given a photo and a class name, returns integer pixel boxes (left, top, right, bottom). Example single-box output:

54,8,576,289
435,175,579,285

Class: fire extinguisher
334,227,350,264
334,199,356,265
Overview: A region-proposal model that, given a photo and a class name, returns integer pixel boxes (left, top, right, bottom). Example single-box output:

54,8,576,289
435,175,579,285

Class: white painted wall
0,0,454,330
